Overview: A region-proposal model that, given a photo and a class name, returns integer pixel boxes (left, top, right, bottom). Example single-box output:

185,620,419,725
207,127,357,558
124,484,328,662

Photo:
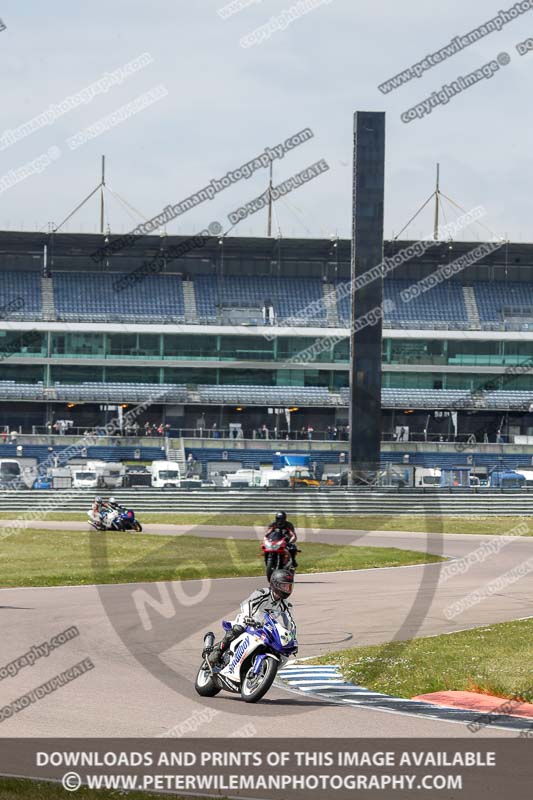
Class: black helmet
270,569,294,600
275,511,287,524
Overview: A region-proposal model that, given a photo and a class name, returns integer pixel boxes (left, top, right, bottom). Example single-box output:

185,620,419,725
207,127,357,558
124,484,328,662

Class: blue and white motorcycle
195,610,298,703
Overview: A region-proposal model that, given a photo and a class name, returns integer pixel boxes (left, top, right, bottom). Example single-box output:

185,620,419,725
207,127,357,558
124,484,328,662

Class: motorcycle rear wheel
195,664,221,697
240,657,278,703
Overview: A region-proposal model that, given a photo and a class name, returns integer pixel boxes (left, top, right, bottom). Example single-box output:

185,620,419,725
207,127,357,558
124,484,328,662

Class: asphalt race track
0,522,532,739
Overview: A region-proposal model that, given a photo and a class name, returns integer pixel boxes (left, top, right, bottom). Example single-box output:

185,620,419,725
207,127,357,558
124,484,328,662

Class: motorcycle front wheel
240,657,278,703
265,554,278,581
194,664,221,697
133,521,142,532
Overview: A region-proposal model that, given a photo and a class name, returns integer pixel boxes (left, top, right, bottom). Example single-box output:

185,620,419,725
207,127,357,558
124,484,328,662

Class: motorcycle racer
207,569,295,666
266,511,298,568
91,496,104,523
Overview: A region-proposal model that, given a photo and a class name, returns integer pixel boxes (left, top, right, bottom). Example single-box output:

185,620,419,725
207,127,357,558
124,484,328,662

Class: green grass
0,777,216,799
310,618,533,703
2,511,532,536
0,529,443,588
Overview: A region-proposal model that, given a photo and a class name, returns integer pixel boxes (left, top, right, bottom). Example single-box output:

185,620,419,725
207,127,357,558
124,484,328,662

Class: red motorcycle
261,527,297,580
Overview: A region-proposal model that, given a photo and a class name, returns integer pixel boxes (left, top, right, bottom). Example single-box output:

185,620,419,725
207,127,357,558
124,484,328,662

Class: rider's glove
243,616,257,627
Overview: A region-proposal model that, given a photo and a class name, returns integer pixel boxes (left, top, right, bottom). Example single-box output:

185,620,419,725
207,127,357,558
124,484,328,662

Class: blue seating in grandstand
53,273,185,321
336,279,468,326
473,281,533,322
193,275,326,324
0,271,41,319
0,445,164,463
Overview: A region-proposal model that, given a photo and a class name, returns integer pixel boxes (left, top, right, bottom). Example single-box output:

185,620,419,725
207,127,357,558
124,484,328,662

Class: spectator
307,425,314,441
1,430,7,443
261,424,269,440
252,428,257,440
10,430,17,444
157,423,164,436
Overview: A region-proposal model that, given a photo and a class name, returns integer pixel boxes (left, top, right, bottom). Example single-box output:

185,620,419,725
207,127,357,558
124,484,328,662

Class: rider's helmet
95,496,103,504
275,511,287,525
108,496,116,505
269,569,294,600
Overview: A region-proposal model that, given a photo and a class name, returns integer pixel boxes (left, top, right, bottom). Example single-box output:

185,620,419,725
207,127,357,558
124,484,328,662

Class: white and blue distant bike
196,609,298,703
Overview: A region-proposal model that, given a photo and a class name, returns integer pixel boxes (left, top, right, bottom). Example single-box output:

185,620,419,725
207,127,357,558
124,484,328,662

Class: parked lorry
149,460,181,488
223,469,261,488
489,470,526,489
0,459,35,489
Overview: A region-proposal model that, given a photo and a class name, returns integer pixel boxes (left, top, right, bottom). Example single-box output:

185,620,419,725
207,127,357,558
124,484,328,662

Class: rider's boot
207,625,245,666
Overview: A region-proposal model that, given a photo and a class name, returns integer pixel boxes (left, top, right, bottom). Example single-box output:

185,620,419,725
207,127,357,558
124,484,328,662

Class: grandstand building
2,230,533,446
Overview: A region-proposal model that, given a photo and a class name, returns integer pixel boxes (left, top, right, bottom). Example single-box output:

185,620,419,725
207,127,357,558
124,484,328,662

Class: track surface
0,523,532,738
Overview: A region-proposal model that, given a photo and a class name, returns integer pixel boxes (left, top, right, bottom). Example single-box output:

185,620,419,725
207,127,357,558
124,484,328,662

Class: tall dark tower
349,111,385,483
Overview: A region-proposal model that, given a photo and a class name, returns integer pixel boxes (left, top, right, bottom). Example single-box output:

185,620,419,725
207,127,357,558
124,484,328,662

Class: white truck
223,469,261,488
0,459,34,489
86,460,126,489
69,465,100,489
149,460,181,488
260,469,291,488
415,467,441,487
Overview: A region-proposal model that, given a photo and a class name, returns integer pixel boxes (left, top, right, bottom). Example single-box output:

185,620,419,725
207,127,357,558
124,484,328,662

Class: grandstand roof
0,230,530,279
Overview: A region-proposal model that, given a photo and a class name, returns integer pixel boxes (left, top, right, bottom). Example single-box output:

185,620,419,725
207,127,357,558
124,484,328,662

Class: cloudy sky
1,0,531,241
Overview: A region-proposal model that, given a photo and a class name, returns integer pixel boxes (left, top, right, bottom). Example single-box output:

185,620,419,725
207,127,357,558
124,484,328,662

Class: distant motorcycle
195,610,298,703
87,507,142,532
261,527,298,580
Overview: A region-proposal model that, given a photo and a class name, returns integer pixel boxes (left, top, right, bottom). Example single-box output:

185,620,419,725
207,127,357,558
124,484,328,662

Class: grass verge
310,618,533,703
0,512,532,536
0,529,443,588
0,777,215,799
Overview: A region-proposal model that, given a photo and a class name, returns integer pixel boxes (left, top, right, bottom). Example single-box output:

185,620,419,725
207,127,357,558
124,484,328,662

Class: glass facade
3,328,533,391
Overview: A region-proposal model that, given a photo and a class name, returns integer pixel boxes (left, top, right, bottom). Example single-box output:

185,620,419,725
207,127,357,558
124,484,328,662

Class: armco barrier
1,488,533,515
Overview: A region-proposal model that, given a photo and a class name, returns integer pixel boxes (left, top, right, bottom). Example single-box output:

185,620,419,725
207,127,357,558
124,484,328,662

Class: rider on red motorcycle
266,511,298,568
